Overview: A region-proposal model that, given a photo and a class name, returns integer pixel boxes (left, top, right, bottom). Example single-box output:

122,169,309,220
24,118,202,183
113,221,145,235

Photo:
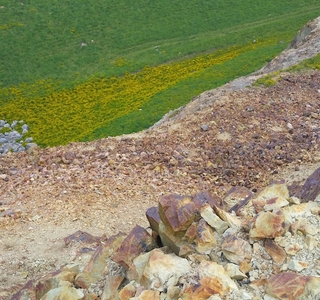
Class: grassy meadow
0,0,320,147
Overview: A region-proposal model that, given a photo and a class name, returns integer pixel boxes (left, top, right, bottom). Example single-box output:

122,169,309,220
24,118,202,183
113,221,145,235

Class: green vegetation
0,0,320,146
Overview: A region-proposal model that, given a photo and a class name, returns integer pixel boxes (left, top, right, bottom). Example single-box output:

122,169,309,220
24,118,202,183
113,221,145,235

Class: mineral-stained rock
181,260,238,299
200,204,229,234
192,191,222,209
157,221,194,256
183,222,198,243
113,225,157,269
119,281,137,300
100,275,124,300
264,239,287,265
40,281,84,300
249,209,286,239
266,272,320,300
222,186,253,214
221,234,252,265
282,202,319,223
299,167,320,202
128,248,191,292
75,232,126,289
158,194,196,232
195,219,217,254
64,230,101,247
146,206,161,233
213,205,241,228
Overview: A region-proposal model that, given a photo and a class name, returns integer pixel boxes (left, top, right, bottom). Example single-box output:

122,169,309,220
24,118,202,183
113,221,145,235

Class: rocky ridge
0,16,320,300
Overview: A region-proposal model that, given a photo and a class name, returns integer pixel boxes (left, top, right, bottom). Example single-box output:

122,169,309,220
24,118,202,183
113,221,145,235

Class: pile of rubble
11,167,320,300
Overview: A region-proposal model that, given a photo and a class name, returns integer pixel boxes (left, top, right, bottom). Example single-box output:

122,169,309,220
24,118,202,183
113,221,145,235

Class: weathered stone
119,281,137,300
224,263,247,280
195,219,217,254
192,191,222,209
113,225,157,269
200,204,229,234
157,220,193,256
183,222,198,243
264,239,287,265
128,248,191,291
34,269,78,299
222,186,253,214
75,233,126,289
158,194,196,232
131,290,160,300
213,205,241,228
287,259,308,272
282,202,319,223
256,183,290,200
181,260,238,298
146,206,161,232
249,209,286,239
289,218,319,236
100,275,124,300
266,272,315,300
40,281,84,300
64,230,101,247
221,234,252,264
299,167,320,202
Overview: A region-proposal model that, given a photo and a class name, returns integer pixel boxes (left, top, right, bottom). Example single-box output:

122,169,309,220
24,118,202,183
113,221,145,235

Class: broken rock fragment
249,209,286,239
221,234,252,264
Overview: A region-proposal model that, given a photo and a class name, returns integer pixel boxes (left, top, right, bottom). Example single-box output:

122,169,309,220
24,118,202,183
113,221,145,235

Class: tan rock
128,248,191,291
213,205,241,228
183,222,197,243
119,281,136,300
221,234,252,264
256,183,290,201
195,219,217,254
200,204,229,234
131,290,160,300
101,275,124,300
285,242,302,255
40,281,84,300
224,263,247,280
282,202,319,223
113,225,157,269
264,239,287,265
181,260,238,299
249,210,286,239
239,261,252,274
75,233,126,289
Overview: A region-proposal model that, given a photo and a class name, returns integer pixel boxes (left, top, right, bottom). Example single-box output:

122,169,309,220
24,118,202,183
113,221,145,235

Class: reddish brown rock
113,225,157,269
119,281,137,300
146,206,161,233
300,167,320,202
183,222,198,243
249,209,286,239
192,191,222,209
64,230,101,247
266,272,311,300
264,239,287,265
222,186,253,214
158,194,196,232
75,233,126,289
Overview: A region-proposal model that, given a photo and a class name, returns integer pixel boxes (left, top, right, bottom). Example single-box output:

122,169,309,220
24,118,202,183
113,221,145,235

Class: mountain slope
1,17,320,299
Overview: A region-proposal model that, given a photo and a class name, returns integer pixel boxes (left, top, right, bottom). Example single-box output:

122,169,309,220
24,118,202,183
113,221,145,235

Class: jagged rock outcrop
11,167,320,300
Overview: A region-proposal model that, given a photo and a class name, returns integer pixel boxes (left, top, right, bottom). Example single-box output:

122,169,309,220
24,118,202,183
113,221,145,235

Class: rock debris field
0,69,320,299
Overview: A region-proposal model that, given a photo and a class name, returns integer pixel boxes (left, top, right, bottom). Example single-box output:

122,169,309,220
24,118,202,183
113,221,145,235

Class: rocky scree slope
0,16,320,300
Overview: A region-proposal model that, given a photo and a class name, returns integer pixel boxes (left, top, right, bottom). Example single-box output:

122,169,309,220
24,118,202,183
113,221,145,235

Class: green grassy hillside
0,1,319,146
